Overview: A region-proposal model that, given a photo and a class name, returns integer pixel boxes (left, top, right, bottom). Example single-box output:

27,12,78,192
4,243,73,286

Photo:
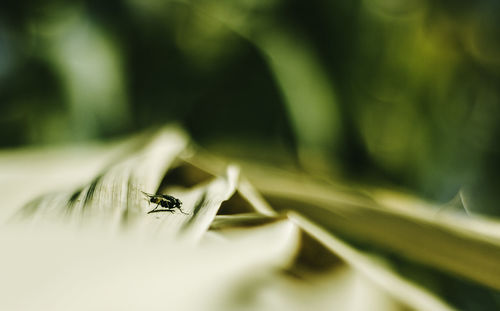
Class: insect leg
178,208,190,215
147,208,175,214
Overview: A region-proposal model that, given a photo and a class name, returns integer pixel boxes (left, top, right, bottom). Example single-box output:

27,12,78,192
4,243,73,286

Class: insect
141,191,188,215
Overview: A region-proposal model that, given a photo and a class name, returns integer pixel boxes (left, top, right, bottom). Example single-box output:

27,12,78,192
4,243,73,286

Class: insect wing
141,191,164,200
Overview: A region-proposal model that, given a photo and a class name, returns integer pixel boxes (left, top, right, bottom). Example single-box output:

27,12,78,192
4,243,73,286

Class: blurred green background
1,0,500,215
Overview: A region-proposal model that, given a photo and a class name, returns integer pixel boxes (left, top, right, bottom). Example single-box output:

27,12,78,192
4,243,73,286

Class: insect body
142,191,188,215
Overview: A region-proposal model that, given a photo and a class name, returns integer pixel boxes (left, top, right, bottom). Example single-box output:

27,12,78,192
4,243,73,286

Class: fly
141,191,188,215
